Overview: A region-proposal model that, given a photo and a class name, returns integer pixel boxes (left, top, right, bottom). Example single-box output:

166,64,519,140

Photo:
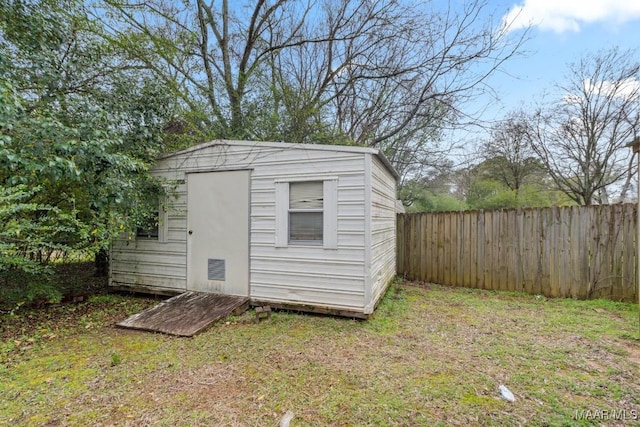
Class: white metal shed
109,140,399,317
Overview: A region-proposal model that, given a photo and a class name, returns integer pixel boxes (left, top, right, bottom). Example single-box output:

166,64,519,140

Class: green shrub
0,270,61,311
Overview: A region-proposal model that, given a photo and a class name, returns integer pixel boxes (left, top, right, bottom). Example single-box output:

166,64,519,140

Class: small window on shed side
275,178,338,249
289,181,324,244
136,195,168,242
136,211,159,239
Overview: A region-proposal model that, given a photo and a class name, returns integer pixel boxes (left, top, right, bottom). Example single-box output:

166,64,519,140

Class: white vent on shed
207,259,225,281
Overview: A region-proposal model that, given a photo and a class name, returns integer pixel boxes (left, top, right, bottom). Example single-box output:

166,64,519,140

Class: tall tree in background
0,0,174,275
529,48,640,205
482,109,543,195
97,0,528,180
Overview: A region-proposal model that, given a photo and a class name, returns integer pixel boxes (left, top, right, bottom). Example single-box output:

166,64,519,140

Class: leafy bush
0,270,61,312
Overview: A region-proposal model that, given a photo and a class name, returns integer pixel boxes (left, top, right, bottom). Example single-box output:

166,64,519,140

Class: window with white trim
136,210,160,239
289,181,323,244
275,178,338,249
136,195,168,243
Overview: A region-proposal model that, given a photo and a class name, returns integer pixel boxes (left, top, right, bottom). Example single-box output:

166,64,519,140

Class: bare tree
97,0,527,178
481,109,542,195
529,48,640,205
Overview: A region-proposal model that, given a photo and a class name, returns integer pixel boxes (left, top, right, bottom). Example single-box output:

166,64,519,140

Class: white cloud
562,78,640,105
502,0,640,33
583,78,640,99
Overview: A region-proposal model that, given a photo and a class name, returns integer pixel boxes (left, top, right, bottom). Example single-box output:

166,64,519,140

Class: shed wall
110,142,369,311
366,155,398,312
110,183,188,293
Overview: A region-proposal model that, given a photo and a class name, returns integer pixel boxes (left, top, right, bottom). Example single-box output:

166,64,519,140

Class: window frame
135,194,168,243
275,177,338,249
288,181,324,245
136,210,160,240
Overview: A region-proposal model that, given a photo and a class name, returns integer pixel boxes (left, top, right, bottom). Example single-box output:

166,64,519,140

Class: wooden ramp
117,292,249,337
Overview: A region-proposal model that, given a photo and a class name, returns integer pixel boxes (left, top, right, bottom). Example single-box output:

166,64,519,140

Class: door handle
188,230,193,235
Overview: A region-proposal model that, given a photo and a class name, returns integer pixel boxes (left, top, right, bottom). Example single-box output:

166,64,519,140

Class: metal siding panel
368,156,398,311
323,178,338,249
250,282,364,310
111,142,368,311
111,272,186,291
363,153,373,311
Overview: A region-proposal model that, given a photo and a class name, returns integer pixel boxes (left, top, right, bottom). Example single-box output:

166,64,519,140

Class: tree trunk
94,248,109,277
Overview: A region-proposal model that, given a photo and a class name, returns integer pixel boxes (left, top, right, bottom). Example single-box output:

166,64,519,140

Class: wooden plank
403,214,411,279
419,213,426,283
419,213,431,281
577,206,591,299
406,213,414,278
492,210,500,291
556,206,568,298
529,208,539,294
474,211,484,289
548,206,560,298
622,204,637,302
513,209,524,293
505,209,516,292
413,213,420,282
587,206,599,299
454,211,463,287
462,212,472,287
603,204,614,299
527,208,539,295
482,211,492,290
396,214,404,276
580,206,592,298
519,209,529,293
405,214,413,279
590,206,606,299
443,212,452,285
250,300,369,320
428,213,438,283
450,211,457,286
117,292,250,337
404,213,410,277
435,213,442,284
434,213,442,283
567,206,580,298
409,213,421,280
539,208,552,297
610,204,624,300
404,213,410,278
494,209,511,291
411,214,420,280
601,205,614,299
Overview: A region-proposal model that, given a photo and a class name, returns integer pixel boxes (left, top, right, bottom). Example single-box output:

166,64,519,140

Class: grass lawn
1,280,639,426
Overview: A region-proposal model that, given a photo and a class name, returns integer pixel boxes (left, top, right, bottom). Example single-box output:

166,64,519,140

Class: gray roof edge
158,139,400,181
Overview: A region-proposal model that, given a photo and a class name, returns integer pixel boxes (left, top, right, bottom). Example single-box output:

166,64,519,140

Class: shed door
187,170,250,296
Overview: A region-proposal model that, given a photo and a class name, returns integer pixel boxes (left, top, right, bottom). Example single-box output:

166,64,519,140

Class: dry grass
1,281,639,426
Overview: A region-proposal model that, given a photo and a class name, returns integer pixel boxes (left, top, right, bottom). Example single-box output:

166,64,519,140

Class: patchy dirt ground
0,262,161,357
1,280,639,426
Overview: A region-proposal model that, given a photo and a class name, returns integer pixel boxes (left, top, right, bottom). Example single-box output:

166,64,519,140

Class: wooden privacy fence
397,204,637,302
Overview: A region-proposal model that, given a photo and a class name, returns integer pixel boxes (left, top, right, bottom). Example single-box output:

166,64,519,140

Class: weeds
1,282,638,426
110,352,122,367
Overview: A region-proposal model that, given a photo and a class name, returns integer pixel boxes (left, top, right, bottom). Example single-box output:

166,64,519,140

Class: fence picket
397,204,637,302
622,204,637,302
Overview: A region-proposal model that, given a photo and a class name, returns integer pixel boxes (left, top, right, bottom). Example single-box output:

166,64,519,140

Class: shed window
275,178,338,249
136,211,159,239
136,194,168,242
289,181,323,244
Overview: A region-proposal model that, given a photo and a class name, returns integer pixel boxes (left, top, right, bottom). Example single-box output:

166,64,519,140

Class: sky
466,0,640,129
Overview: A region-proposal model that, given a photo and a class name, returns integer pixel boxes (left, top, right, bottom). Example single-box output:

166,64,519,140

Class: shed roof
158,139,400,180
